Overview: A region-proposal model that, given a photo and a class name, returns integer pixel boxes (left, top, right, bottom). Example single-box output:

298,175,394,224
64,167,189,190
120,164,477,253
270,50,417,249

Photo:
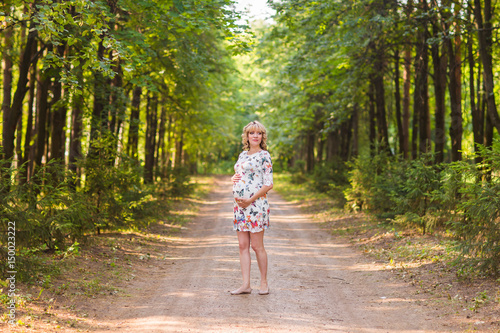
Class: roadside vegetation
0,176,213,331
274,171,500,331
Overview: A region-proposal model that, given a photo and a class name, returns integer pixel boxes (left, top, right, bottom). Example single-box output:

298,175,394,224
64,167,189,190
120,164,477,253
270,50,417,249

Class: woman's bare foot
259,282,269,295
230,286,252,295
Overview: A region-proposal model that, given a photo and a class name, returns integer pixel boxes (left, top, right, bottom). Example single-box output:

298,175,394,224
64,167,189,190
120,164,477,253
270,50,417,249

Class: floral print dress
233,150,274,233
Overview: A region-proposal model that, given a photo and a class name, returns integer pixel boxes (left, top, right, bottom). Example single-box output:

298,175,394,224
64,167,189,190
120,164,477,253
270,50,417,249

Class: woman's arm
236,184,273,209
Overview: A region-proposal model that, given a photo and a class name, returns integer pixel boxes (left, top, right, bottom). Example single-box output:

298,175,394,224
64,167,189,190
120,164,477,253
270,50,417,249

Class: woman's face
248,128,263,148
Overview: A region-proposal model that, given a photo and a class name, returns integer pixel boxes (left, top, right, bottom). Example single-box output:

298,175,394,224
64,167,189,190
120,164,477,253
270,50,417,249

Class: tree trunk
144,93,158,183
3,27,38,168
446,8,463,162
402,50,411,159
109,59,123,136
16,113,23,170
317,136,325,164
16,7,29,176
351,103,359,157
305,130,315,172
394,49,404,155
402,0,413,159
484,102,494,181
127,86,142,159
157,104,167,178
373,60,391,154
368,82,377,155
2,25,13,162
69,63,84,188
431,23,447,163
34,68,50,169
88,41,107,158
326,129,339,162
50,44,67,164
484,103,493,148
175,130,184,169
411,92,420,160
413,7,431,156
340,117,353,161
468,9,483,165
473,0,500,134
22,52,38,183
164,115,174,177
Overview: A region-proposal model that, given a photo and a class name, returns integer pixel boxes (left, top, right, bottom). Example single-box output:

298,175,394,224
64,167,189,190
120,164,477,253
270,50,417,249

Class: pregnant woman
230,120,273,296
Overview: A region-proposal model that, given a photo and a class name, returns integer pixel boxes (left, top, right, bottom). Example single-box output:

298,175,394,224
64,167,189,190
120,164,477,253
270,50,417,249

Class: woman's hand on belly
231,173,242,184
235,197,253,209
236,184,272,209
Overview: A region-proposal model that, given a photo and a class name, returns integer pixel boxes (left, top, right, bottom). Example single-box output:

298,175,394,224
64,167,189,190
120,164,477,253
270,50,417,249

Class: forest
1,0,500,276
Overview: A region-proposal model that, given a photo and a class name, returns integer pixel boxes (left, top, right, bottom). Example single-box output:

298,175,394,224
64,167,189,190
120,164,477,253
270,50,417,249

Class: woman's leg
232,231,251,293
250,231,268,292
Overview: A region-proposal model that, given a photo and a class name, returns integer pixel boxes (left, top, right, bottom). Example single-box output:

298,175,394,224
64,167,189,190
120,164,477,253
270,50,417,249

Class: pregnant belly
233,181,251,199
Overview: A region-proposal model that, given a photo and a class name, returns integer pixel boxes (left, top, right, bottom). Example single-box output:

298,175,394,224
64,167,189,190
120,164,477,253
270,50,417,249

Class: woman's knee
251,242,265,253
238,238,250,252
239,242,250,253
237,231,250,252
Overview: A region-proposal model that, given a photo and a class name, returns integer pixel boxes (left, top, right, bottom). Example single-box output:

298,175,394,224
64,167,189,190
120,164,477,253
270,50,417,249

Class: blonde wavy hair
241,121,268,151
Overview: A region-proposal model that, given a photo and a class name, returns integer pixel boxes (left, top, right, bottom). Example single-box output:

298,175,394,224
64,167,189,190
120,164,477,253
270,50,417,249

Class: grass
274,173,344,213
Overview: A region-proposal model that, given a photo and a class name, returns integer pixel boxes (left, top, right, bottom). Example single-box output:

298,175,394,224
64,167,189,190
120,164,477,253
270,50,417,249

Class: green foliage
345,142,500,275
163,167,194,198
82,136,151,233
344,152,406,219
346,153,449,234
272,173,340,208
392,156,445,234
448,144,500,275
310,158,349,203
0,160,91,250
312,158,349,191
289,160,307,184
201,159,235,175
470,291,490,312
12,247,62,284
1,139,153,268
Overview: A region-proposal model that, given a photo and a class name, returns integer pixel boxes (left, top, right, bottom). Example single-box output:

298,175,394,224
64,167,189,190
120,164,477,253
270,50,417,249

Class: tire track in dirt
95,176,455,332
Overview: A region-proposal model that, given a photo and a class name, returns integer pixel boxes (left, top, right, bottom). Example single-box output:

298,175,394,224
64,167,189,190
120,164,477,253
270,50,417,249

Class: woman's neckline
247,149,263,156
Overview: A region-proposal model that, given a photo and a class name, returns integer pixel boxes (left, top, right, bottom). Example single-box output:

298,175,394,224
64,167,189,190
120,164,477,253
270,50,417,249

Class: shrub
312,157,349,192
448,142,500,275
165,166,194,198
392,155,445,234
0,136,152,257
345,152,407,219
82,138,150,233
341,141,500,275
290,159,307,184
311,158,349,203
0,160,92,250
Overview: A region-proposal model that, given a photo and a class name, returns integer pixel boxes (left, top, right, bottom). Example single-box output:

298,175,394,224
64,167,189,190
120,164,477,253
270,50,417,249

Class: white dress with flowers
232,150,273,233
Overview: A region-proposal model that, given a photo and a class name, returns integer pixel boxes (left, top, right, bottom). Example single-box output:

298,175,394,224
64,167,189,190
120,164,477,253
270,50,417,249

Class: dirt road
94,176,454,332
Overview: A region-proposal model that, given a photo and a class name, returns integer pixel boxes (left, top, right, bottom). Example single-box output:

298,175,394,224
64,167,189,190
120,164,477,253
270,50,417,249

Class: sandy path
95,176,454,332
